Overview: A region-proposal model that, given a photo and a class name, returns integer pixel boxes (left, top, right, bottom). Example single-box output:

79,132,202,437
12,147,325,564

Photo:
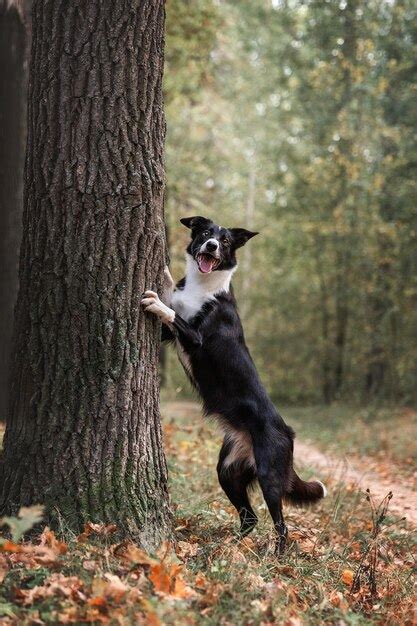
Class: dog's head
180,216,258,274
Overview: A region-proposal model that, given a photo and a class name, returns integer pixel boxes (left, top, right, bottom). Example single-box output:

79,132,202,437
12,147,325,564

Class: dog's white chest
171,286,214,322
170,255,236,323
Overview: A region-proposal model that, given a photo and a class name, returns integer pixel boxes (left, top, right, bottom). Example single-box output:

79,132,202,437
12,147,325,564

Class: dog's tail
285,469,327,505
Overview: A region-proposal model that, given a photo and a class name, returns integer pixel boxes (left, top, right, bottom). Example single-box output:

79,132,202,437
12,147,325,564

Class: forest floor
0,400,415,625
281,404,417,526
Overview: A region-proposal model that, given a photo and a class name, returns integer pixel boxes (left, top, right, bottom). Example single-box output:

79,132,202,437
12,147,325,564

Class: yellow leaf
115,541,157,566
91,574,128,602
40,527,68,555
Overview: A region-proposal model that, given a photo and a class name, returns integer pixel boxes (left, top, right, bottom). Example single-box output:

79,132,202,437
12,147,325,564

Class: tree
0,0,31,422
0,0,170,548
365,0,417,398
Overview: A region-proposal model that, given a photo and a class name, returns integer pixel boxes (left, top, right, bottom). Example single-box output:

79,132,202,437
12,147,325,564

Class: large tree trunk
0,1,30,423
0,0,170,548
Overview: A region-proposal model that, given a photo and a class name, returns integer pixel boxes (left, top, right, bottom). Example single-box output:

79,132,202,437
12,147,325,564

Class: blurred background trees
164,0,417,404
1,0,416,409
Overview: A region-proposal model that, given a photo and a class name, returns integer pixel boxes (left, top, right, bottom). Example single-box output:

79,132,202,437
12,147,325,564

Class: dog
141,215,326,554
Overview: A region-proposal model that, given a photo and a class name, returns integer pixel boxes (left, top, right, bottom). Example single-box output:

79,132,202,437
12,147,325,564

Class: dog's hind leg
217,440,258,536
252,431,292,556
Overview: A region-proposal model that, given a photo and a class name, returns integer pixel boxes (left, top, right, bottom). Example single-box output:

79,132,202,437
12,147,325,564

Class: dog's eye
222,238,230,246
202,231,210,238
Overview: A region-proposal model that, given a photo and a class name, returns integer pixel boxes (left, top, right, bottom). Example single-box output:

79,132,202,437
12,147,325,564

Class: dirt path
163,401,416,526
294,440,416,526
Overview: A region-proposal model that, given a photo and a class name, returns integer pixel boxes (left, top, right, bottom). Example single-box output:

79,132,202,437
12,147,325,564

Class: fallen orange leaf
77,523,117,543
0,540,23,553
15,574,85,606
172,574,195,599
91,574,128,602
88,596,107,608
40,527,68,555
114,541,157,566
146,614,161,626
329,589,348,611
148,562,194,599
341,569,354,586
149,563,172,594
194,573,208,589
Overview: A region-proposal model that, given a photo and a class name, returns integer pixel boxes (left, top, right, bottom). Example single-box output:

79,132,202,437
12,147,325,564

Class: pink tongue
199,255,215,273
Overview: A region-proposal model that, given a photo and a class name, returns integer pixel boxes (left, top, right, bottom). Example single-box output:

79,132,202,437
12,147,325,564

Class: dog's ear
229,228,259,249
180,216,212,232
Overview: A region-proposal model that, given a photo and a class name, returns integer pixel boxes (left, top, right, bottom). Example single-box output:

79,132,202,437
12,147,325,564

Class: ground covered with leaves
0,401,415,625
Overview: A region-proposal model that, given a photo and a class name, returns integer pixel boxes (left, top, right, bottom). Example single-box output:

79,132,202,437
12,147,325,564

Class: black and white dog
141,216,326,554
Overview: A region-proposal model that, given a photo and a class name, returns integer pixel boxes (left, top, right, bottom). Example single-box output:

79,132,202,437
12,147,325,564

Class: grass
0,400,415,625
280,404,417,475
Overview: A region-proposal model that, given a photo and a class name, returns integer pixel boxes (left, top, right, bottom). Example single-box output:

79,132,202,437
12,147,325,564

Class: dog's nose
206,240,219,252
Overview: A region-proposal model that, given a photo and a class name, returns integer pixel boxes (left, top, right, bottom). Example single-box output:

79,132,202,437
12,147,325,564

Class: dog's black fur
141,216,326,554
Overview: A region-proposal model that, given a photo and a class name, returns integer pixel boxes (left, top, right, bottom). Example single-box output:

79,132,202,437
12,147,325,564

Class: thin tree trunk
333,251,349,397
330,0,358,399
313,240,332,404
365,229,395,399
0,0,170,548
0,1,30,423
240,165,255,321
365,4,405,400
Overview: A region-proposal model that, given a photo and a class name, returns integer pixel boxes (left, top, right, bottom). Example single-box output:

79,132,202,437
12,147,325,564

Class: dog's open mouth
197,253,220,274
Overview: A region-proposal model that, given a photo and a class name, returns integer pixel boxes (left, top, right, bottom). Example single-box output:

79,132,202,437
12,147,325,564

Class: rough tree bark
330,0,358,400
0,0,170,548
0,1,31,423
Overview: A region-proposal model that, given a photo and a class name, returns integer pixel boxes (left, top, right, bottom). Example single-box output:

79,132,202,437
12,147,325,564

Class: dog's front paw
141,290,175,324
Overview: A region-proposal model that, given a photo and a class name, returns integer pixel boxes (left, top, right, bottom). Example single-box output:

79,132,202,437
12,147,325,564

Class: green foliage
0,601,16,619
0,505,44,542
164,0,417,403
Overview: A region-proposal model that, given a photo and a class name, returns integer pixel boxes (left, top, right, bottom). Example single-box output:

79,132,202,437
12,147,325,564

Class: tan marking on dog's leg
222,428,255,469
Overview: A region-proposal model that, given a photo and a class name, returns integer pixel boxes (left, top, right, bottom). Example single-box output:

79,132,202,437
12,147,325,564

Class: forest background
164,0,417,406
